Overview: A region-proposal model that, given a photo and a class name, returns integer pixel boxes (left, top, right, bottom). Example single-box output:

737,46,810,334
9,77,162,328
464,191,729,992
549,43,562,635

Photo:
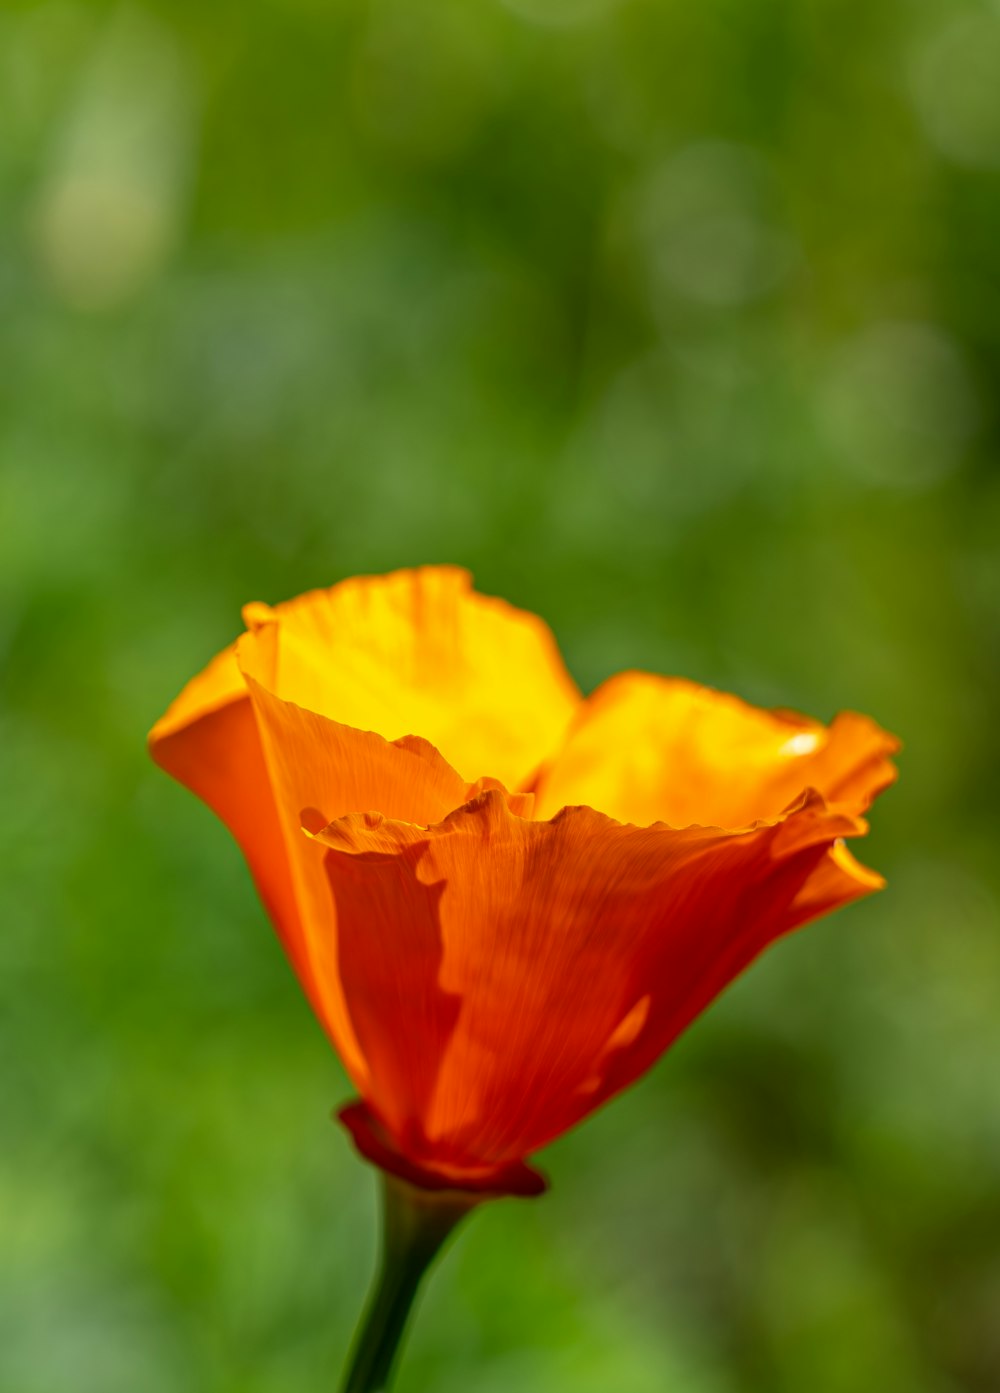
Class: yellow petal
242,566,581,790
533,672,899,828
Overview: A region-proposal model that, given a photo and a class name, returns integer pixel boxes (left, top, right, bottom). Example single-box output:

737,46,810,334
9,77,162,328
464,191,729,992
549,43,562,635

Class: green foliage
1,1,998,1389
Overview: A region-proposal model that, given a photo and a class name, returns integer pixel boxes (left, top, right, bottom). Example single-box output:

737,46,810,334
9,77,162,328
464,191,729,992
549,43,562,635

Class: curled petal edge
310,780,878,856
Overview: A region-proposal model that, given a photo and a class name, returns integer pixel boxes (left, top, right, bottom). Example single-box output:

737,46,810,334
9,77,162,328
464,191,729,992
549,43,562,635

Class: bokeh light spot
30,8,193,310
910,13,1000,170
632,141,797,311
821,321,979,490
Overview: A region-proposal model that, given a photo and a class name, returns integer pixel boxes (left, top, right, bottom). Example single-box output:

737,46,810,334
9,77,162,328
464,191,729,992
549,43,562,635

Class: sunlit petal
533,671,899,827
243,566,581,790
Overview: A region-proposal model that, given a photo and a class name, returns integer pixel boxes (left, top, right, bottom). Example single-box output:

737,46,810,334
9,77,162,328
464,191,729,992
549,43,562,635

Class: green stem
341,1174,478,1393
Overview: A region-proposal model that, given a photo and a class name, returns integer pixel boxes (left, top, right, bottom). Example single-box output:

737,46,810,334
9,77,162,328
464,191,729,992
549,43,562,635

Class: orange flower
149,567,898,1197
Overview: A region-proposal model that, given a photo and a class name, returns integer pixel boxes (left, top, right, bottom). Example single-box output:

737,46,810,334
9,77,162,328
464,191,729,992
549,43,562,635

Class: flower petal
239,566,581,789
236,626,524,1086
532,672,899,828
311,788,881,1186
148,645,314,994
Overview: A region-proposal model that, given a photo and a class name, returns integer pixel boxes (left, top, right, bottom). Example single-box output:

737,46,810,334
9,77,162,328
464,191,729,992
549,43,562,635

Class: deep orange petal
236,624,534,1086
532,672,899,827
311,788,880,1187
240,566,581,790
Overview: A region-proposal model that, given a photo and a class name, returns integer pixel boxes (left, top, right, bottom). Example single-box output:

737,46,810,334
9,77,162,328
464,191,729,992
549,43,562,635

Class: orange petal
784,836,885,929
311,788,881,1186
148,644,314,997
238,566,581,790
532,672,899,828
236,624,519,1086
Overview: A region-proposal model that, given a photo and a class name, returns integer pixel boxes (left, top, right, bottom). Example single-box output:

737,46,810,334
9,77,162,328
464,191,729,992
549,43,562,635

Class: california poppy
149,566,898,1389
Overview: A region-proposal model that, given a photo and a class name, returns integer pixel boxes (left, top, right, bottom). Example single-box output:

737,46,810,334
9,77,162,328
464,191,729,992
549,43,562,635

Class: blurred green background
2,0,999,1389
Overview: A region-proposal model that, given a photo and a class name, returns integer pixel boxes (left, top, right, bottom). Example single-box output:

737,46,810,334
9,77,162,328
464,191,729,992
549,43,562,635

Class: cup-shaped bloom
150,567,898,1196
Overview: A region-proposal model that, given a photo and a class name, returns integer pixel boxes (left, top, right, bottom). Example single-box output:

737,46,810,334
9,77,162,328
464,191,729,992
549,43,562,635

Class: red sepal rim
337,1100,548,1199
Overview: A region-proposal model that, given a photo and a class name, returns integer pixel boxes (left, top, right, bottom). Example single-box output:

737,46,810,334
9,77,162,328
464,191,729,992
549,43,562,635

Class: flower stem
340,1174,478,1393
